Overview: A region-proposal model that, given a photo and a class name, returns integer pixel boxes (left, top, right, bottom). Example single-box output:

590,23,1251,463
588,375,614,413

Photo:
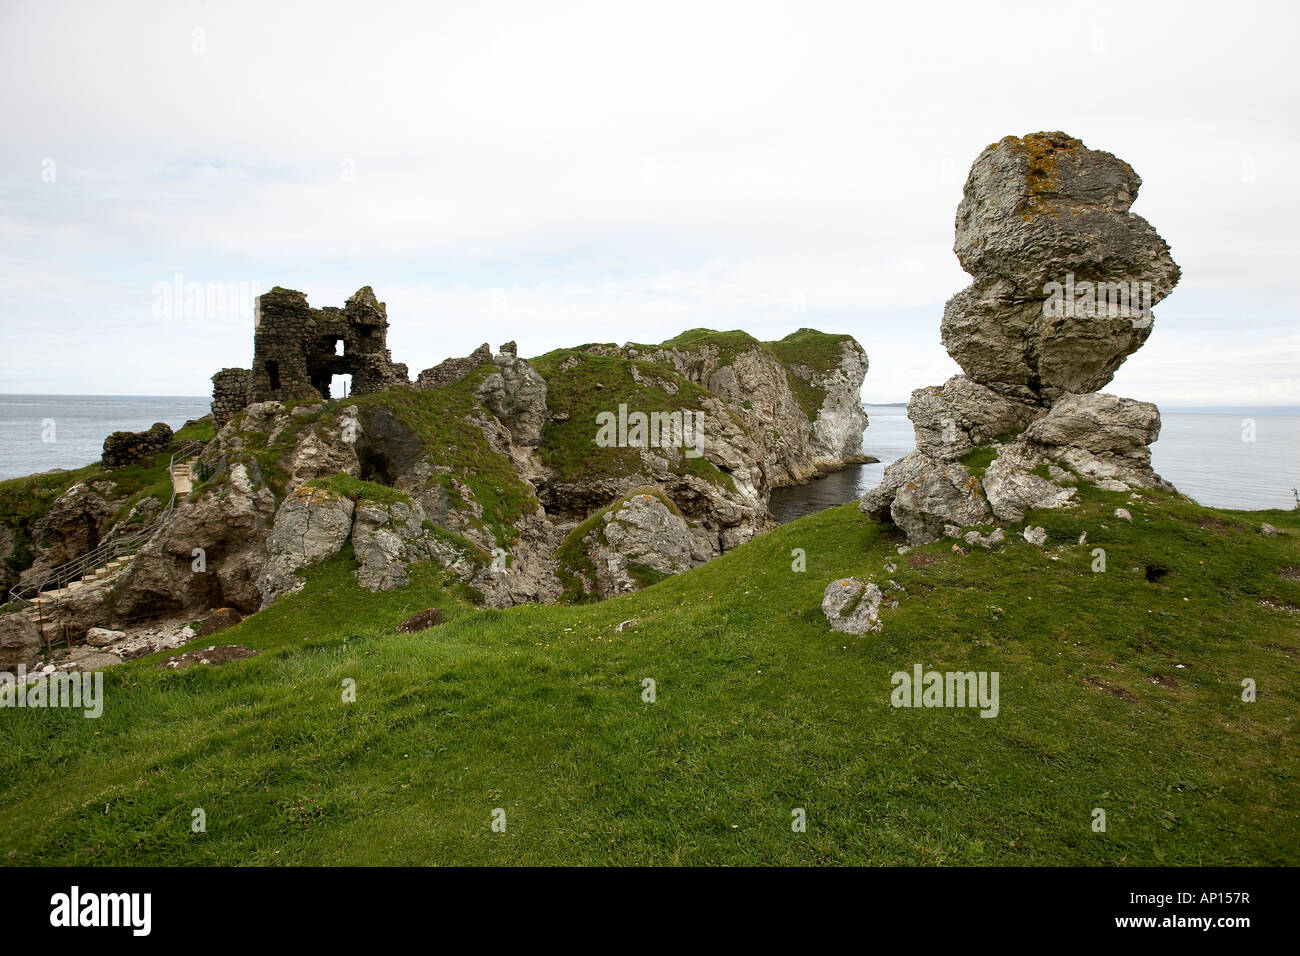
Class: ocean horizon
2,395,1298,513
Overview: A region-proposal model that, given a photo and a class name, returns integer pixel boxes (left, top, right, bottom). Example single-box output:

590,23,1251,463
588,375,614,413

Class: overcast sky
1,0,1297,405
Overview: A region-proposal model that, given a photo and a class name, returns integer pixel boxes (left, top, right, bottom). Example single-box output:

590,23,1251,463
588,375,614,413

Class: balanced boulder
862,131,1179,544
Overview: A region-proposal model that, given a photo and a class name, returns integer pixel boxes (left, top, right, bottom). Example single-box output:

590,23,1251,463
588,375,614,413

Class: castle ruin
211,285,494,427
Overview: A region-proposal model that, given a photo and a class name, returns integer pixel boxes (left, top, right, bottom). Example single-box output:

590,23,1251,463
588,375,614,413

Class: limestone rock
256,485,355,607
981,444,1077,522
821,577,883,635
1022,392,1168,489
908,375,1038,460
941,132,1180,404
805,339,872,464
351,501,418,592
283,407,361,492
0,611,42,669
859,132,1179,544
85,626,126,647
475,347,549,448
964,527,1006,549
112,462,278,620
20,482,117,587
861,452,991,545
1022,526,1047,546
584,492,696,599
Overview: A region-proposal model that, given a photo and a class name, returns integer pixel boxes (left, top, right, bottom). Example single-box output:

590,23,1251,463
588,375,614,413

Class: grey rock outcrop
112,462,278,620
475,344,548,449
256,485,355,606
583,492,697,599
19,481,117,587
636,333,869,488
860,451,992,544
862,131,1179,544
908,375,1037,461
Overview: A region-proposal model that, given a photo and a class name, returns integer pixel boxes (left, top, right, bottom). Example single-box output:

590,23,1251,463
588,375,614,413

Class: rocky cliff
2,328,869,668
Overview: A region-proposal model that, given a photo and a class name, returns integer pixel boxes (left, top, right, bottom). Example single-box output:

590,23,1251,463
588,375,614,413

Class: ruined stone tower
210,284,500,428
248,286,409,403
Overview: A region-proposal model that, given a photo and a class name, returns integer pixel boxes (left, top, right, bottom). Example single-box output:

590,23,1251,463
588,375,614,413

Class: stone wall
102,423,173,469
415,343,493,389
211,368,253,427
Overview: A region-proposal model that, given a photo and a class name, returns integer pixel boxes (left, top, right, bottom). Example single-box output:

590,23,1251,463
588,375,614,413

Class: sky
1,0,1297,405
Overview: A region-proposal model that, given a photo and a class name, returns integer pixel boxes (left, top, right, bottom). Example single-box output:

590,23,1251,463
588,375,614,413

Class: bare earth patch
158,645,260,671
1084,676,1138,703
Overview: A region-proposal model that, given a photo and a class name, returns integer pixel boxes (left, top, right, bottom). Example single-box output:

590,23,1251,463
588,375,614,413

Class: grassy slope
1,485,1298,865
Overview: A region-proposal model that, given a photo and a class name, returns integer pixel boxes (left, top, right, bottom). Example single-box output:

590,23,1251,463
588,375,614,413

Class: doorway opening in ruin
334,337,345,356
330,374,351,399
266,360,280,391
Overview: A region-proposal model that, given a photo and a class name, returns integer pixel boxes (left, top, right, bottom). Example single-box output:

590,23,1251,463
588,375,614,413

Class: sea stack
862,132,1181,543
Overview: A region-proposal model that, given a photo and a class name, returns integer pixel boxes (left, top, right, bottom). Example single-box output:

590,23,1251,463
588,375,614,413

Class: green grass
767,328,857,419
960,445,999,477
305,474,412,508
2,486,1297,865
637,328,763,368
627,327,857,421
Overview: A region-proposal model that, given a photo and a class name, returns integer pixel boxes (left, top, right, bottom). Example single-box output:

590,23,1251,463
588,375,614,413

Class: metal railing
5,440,205,612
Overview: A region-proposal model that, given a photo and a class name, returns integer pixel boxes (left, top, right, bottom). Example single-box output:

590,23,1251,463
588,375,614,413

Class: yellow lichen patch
292,484,341,506
1007,131,1085,221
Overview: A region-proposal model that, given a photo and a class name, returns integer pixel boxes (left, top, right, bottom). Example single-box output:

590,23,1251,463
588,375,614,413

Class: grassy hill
1,483,1297,865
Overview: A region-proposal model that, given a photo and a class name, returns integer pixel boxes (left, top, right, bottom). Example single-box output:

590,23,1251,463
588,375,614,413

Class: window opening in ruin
334,337,344,356
267,360,280,391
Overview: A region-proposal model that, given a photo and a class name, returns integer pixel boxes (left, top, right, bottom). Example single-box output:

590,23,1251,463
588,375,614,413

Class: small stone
1115,507,1133,522
1022,526,1047,546
821,577,884,635
84,626,126,647
1260,523,1280,537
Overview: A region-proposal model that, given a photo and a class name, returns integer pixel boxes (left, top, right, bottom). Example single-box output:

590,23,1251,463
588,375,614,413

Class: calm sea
2,396,1297,517
0,395,212,481
769,404,1300,522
